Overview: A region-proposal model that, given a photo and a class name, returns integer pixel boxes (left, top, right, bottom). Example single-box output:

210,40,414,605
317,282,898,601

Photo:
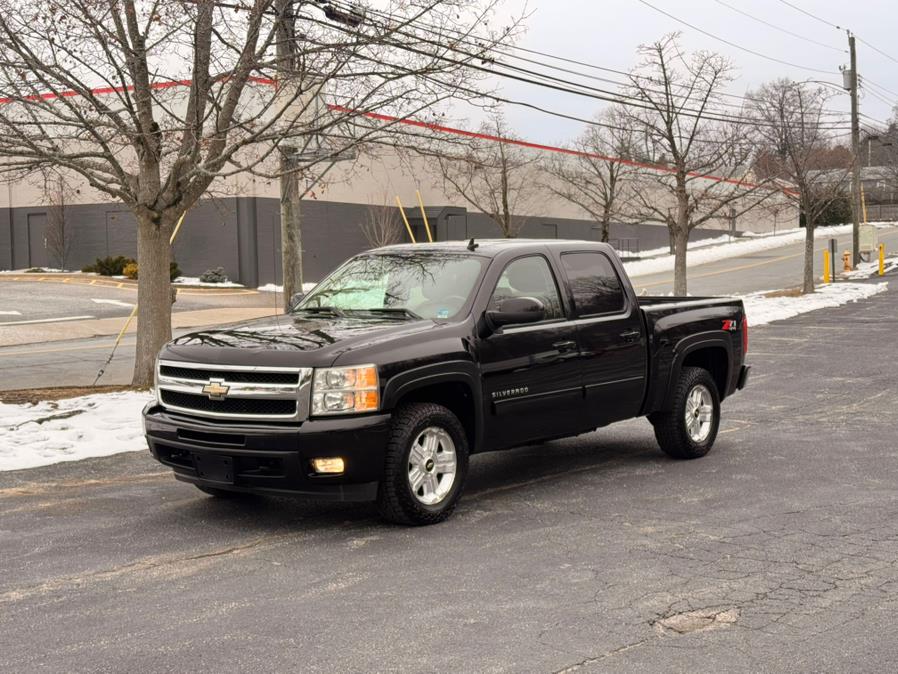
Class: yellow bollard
823,250,830,283
880,243,886,276
395,195,416,243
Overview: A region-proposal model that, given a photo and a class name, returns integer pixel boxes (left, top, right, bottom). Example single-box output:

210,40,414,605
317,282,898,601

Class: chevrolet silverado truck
144,240,750,525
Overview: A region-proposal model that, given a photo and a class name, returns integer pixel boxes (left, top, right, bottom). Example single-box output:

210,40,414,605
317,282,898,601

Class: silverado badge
202,380,230,400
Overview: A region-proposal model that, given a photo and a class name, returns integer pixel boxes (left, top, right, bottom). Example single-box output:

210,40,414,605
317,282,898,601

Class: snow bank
0,391,153,471
258,282,317,293
843,256,898,279
173,276,246,288
623,224,857,278
742,282,888,326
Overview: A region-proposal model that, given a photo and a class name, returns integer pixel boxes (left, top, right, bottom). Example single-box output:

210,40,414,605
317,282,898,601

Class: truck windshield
297,252,486,320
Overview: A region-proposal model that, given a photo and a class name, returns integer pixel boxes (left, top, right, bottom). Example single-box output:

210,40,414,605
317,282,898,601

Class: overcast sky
469,0,897,146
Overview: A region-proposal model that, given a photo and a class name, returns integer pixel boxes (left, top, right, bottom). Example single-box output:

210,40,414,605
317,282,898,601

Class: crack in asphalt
0,533,299,605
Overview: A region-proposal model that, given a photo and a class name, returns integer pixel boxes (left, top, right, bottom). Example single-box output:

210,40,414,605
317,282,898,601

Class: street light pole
276,0,303,311
848,32,862,268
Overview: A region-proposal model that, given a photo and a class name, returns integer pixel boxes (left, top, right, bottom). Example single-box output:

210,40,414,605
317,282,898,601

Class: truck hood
160,313,438,368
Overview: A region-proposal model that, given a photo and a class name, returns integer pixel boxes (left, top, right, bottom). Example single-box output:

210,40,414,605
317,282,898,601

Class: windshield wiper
295,306,345,317
353,307,422,319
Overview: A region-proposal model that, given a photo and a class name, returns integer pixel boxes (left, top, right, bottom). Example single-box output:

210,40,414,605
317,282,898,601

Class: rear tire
377,402,469,525
651,367,720,460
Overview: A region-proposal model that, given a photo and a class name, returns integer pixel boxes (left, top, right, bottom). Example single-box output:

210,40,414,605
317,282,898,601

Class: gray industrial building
0,195,733,286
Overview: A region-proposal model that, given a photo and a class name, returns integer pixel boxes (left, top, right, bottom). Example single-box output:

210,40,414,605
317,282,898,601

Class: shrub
199,266,229,284
82,255,134,276
117,261,181,281
25,267,46,273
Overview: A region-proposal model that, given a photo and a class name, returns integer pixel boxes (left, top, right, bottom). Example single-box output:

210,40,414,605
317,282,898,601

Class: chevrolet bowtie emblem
202,380,230,400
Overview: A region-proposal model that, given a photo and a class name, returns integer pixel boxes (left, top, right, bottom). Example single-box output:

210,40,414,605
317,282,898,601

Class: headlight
311,364,379,416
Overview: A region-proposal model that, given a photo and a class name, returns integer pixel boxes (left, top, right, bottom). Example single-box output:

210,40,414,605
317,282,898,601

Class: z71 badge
492,386,529,400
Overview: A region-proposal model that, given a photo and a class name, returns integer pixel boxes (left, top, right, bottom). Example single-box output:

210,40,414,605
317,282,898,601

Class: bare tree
749,79,852,293
543,105,637,242
360,197,403,248
436,111,538,238
0,0,519,385
39,170,76,270
624,34,771,294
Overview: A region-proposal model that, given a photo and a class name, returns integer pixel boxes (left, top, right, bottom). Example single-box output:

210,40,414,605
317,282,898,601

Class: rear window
561,252,625,316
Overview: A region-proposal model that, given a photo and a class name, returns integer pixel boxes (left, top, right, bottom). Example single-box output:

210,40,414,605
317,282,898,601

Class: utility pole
276,0,303,311
848,32,862,268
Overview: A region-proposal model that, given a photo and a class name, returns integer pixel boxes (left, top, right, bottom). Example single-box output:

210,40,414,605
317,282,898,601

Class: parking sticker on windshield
436,308,450,319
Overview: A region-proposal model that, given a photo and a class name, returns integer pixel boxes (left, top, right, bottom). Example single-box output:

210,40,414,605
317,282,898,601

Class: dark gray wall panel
171,200,240,280
0,196,734,283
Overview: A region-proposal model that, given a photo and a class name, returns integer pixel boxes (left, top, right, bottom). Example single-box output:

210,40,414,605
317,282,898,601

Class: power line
856,36,898,66
774,0,843,30
713,0,845,53
320,0,852,131
634,0,837,75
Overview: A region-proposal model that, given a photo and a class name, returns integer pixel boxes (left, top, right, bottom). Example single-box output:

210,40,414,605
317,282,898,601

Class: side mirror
288,292,305,312
486,296,545,330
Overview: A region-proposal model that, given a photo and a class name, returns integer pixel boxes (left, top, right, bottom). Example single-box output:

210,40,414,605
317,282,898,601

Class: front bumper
143,405,391,501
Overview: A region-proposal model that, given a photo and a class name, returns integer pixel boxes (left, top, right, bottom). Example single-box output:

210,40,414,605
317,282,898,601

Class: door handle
552,340,577,352
620,330,641,343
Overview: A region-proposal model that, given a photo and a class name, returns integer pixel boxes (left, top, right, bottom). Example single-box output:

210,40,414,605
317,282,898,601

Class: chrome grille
159,365,299,385
156,360,312,422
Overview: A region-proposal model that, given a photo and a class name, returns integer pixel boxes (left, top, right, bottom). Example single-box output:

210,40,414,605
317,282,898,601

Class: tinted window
561,252,625,316
489,256,563,321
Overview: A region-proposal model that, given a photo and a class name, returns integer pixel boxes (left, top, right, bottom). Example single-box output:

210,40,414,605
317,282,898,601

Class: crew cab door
477,254,586,450
559,251,647,426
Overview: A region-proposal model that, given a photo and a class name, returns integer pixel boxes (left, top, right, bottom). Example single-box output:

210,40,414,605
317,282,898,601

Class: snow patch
173,276,245,288
0,391,153,471
258,282,317,293
742,282,888,326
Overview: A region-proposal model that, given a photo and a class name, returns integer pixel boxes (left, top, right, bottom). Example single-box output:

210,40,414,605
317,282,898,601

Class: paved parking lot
0,275,276,325
1,280,896,672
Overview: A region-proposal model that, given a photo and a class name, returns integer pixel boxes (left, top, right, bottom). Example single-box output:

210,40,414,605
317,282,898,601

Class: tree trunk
280,160,303,310
600,210,611,242
132,216,173,387
802,219,815,294
673,227,689,296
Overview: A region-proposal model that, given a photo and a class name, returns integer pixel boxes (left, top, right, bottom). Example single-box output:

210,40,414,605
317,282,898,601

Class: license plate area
193,454,234,484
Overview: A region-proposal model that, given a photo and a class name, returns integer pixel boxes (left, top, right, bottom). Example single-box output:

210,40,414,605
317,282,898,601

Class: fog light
311,457,345,474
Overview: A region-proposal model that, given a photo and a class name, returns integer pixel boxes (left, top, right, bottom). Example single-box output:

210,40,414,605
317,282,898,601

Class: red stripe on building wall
0,77,793,194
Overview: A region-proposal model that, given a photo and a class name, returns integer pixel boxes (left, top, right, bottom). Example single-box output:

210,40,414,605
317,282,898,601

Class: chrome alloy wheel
684,384,714,443
407,426,457,506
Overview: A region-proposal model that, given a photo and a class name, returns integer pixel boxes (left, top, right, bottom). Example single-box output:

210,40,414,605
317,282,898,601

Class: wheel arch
661,335,732,411
382,361,482,452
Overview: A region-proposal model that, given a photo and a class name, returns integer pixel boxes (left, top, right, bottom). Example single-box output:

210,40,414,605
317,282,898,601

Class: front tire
377,403,469,525
651,367,720,460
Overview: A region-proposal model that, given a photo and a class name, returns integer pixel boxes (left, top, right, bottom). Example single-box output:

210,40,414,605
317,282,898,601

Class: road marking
0,341,133,357
91,299,135,308
0,315,95,326
0,311,21,316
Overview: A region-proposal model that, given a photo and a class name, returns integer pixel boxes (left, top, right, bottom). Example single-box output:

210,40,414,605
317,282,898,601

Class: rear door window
561,252,626,317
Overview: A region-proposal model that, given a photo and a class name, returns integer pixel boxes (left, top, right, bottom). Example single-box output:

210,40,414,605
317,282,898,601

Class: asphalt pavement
631,226,898,296
1,278,897,672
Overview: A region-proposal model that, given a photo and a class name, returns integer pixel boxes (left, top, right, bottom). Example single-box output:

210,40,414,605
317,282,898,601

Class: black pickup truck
144,240,749,525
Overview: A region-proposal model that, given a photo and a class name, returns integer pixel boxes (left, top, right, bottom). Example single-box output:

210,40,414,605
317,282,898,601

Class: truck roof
374,239,611,257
